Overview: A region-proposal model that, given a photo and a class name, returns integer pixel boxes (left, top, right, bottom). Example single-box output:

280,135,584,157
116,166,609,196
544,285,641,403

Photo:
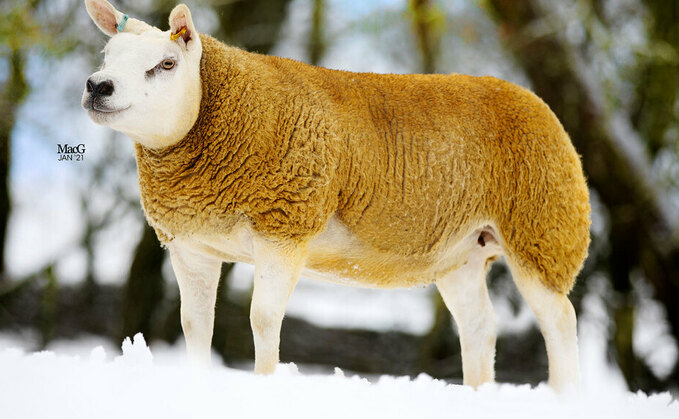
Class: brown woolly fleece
136,34,590,294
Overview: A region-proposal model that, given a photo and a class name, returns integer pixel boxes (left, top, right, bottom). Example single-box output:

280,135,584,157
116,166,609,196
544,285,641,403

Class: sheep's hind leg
509,265,580,392
436,245,497,387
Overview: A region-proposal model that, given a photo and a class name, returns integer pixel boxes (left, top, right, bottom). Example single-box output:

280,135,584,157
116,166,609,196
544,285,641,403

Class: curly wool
136,34,590,293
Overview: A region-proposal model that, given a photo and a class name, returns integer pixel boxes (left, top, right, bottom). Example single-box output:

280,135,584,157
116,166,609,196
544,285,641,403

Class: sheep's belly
303,216,495,288
182,216,495,289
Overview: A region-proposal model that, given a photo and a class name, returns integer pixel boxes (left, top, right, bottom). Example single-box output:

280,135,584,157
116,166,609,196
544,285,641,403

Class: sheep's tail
491,135,590,294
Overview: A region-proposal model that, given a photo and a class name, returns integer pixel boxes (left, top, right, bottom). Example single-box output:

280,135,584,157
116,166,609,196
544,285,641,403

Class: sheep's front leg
250,238,305,375
169,243,222,365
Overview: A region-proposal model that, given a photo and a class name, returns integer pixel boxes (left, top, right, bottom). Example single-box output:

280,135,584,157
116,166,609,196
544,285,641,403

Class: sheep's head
82,0,202,149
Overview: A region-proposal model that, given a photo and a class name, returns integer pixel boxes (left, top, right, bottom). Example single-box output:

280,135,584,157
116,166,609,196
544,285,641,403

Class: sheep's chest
136,154,248,243
174,220,257,265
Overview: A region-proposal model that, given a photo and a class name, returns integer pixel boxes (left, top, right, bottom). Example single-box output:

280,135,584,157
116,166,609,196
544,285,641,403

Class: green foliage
0,0,77,57
0,2,43,52
406,0,446,35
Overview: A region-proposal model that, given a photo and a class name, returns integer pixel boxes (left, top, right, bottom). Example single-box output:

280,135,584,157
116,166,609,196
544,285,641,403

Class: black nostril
97,80,114,96
88,79,115,96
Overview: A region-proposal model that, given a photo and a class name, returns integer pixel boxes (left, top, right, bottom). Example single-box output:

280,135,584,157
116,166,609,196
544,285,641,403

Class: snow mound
0,335,676,419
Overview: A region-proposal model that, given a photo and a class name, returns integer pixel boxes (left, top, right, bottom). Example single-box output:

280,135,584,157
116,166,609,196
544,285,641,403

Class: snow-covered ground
0,333,676,419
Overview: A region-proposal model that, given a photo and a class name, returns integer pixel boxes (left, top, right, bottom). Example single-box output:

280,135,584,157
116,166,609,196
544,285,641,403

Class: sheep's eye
161,59,175,70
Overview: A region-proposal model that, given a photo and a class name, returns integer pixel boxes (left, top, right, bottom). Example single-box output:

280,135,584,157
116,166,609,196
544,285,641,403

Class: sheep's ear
84,0,126,37
169,4,199,51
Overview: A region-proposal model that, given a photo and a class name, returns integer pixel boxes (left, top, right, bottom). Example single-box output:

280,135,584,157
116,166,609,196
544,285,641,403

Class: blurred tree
213,0,293,54
38,265,58,348
0,1,37,282
308,0,326,65
0,47,25,282
0,0,80,346
487,0,679,391
120,224,165,342
631,0,678,155
0,0,79,283
407,0,444,74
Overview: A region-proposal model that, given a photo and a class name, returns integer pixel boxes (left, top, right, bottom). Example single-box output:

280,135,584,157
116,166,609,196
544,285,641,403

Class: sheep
82,0,591,392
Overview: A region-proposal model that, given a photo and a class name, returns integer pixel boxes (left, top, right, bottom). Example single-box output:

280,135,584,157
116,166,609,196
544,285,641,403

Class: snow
0,333,676,419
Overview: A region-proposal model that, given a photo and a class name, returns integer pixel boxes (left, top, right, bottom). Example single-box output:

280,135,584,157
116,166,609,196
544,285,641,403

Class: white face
82,1,202,149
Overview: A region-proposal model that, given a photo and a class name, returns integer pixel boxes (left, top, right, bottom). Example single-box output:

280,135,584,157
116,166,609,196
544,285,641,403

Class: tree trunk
120,224,165,341
408,0,442,74
308,0,326,66
215,0,293,54
632,0,679,155
0,49,29,282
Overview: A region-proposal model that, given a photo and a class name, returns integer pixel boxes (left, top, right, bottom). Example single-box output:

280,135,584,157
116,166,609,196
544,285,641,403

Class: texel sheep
82,0,591,391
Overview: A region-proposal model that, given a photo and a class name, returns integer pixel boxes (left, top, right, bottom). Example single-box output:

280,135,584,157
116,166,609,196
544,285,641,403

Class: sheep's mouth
87,103,131,123
90,103,131,114
82,93,131,114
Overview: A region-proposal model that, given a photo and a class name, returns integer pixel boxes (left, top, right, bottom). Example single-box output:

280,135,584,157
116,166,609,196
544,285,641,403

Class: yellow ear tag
170,27,187,41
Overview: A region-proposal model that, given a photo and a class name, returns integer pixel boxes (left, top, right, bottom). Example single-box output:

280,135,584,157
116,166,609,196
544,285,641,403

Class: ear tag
116,14,129,32
170,27,187,41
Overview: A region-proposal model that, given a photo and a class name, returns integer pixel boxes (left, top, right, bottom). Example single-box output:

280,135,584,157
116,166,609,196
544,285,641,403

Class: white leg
436,253,496,388
250,237,305,375
169,242,222,365
510,268,580,392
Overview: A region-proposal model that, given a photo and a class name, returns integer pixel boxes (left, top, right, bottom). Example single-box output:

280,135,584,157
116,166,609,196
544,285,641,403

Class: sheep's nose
86,78,114,96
